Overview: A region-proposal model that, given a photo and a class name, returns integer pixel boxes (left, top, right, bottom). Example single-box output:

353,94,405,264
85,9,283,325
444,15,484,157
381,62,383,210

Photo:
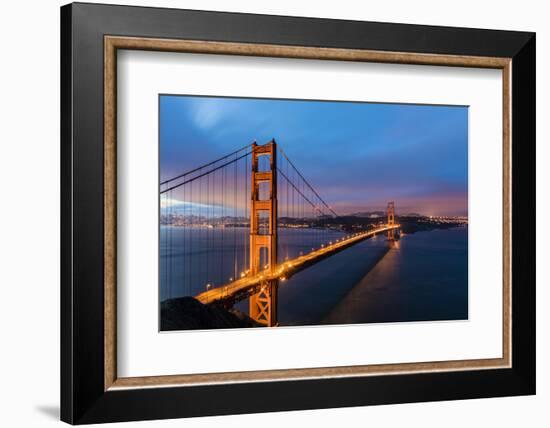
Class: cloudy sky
160,95,468,217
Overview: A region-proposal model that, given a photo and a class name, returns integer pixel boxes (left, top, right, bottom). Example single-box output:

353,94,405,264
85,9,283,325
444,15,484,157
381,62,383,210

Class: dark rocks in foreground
161,296,259,331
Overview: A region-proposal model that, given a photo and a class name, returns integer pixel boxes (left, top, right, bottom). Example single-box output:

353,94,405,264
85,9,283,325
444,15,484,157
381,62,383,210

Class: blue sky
160,95,468,216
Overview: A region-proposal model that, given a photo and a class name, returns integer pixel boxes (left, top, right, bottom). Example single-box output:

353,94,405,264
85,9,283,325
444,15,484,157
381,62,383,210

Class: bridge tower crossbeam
249,140,278,326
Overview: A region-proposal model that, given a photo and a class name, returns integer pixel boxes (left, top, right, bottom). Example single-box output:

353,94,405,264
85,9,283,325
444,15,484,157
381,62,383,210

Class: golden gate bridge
160,140,400,327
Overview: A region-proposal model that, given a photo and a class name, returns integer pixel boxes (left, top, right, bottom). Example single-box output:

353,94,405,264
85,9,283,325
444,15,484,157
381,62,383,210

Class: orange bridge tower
249,140,278,326
387,201,396,241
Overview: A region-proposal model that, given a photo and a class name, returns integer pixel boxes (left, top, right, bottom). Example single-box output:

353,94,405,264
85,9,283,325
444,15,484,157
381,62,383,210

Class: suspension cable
161,151,252,194
277,145,339,217
160,142,253,186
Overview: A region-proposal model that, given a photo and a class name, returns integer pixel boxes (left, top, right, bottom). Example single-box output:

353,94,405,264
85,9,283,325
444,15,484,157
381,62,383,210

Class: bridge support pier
250,281,278,326
249,140,278,327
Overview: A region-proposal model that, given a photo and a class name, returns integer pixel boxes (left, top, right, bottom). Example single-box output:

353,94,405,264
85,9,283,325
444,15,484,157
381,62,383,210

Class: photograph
159,95,469,331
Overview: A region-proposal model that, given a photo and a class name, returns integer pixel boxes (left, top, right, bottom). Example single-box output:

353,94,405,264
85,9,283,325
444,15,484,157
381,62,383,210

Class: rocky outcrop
160,297,259,331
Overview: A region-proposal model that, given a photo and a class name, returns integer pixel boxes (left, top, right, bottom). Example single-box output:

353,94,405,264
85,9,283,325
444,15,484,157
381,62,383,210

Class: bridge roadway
195,224,400,305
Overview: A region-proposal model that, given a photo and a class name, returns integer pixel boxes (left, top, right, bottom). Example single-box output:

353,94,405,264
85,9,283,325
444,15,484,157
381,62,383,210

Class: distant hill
349,211,427,218
348,211,385,218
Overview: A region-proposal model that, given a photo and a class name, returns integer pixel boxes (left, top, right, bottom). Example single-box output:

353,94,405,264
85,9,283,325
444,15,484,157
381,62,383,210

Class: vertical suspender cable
233,152,237,281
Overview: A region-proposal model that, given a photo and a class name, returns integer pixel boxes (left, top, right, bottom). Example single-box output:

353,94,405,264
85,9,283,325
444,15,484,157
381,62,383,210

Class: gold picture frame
103,36,512,391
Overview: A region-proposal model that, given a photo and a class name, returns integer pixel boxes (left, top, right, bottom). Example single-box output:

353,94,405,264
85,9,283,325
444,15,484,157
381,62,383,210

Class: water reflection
323,227,467,325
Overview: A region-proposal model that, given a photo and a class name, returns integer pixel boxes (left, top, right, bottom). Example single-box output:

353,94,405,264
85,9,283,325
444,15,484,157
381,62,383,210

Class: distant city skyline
160,95,468,217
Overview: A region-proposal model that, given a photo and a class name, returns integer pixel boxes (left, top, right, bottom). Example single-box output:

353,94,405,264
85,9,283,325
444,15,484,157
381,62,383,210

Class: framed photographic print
61,2,535,424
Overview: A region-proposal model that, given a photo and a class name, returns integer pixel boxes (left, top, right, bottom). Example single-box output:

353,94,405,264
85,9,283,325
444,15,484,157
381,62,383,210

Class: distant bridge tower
249,140,278,326
387,201,396,241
